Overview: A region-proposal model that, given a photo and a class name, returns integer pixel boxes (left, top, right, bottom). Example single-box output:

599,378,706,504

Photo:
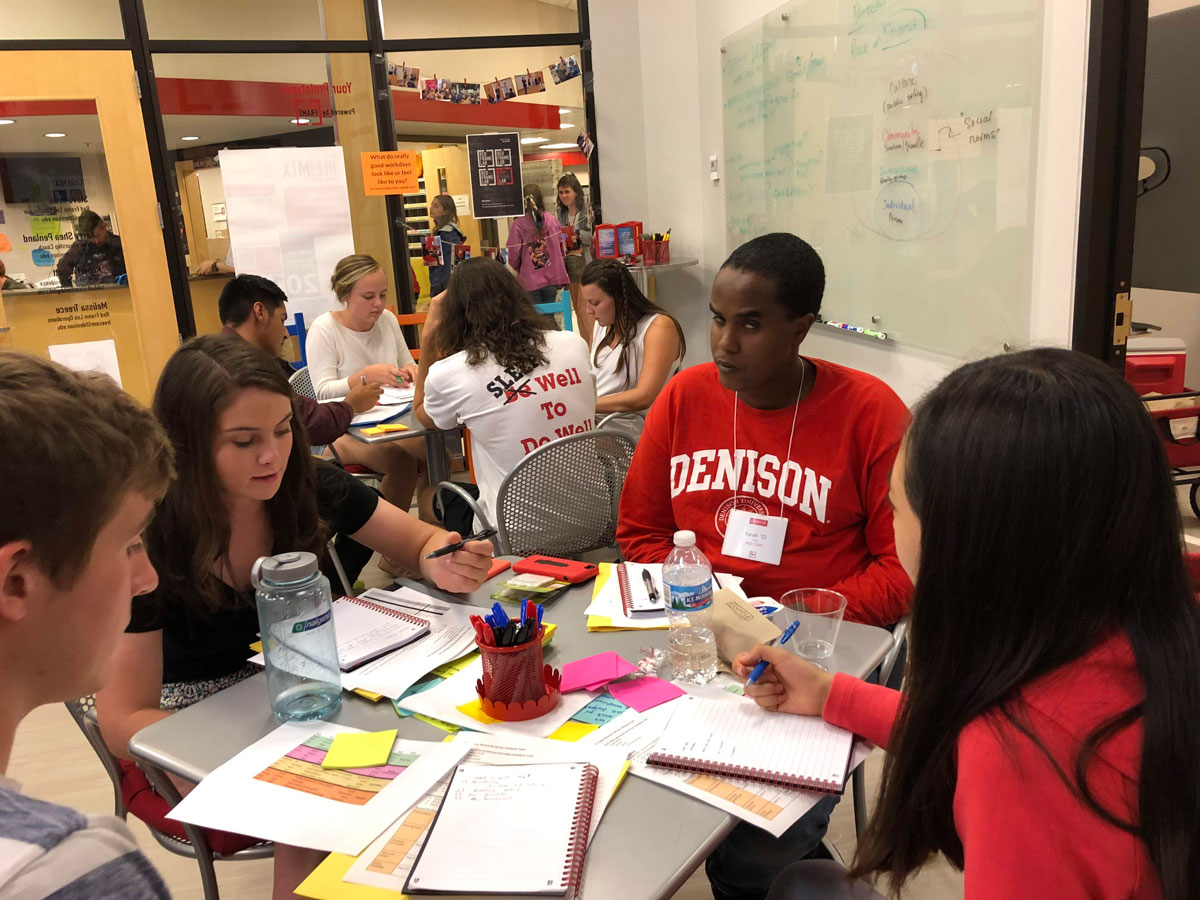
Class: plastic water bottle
663,530,718,684
251,551,342,722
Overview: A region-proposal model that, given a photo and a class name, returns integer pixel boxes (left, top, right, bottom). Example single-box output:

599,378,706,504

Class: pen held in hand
746,619,802,685
424,528,498,560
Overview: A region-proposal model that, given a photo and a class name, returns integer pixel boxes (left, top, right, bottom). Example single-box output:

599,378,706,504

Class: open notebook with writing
647,695,855,793
332,595,430,671
404,762,597,897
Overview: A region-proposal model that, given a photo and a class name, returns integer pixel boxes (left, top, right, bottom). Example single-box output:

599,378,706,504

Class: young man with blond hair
0,351,174,897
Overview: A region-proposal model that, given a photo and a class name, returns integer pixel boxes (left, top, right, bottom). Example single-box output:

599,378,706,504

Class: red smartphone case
512,555,599,583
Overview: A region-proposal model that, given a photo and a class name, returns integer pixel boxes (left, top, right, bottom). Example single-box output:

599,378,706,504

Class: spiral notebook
647,695,855,793
332,595,430,671
616,563,667,617
404,762,597,897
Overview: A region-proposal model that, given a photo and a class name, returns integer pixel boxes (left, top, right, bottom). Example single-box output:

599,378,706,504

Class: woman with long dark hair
556,172,594,341
414,257,594,531
95,335,492,898
506,183,569,305
581,258,684,439
737,347,1200,900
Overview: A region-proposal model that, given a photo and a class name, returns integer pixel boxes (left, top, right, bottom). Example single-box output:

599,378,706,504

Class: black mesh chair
64,696,274,900
437,429,637,558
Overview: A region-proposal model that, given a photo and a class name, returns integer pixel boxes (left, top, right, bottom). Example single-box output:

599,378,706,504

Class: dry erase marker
747,619,801,685
424,528,497,560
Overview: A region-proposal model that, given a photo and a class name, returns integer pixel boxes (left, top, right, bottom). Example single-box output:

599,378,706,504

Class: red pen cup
474,626,561,720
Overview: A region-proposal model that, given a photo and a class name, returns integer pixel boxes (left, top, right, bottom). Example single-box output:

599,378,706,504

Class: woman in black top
95,335,491,897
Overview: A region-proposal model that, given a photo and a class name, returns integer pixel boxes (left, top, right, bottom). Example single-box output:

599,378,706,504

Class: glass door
0,51,178,404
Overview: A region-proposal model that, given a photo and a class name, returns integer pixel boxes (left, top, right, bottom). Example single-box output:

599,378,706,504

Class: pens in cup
746,619,802,685
424,528,498,560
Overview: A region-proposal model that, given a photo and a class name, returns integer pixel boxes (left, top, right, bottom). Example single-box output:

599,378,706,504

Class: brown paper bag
710,588,782,666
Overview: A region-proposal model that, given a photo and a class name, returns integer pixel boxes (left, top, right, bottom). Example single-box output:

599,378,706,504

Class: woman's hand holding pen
419,531,493,593
734,645,835,717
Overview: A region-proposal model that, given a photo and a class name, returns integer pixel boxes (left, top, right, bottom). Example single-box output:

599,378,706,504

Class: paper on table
379,385,415,405
166,721,469,855
397,655,592,739
350,404,409,426
341,733,628,892
560,651,639,692
322,729,398,769
571,693,629,726
585,563,748,631
632,737,874,839
337,590,479,699
608,676,686,712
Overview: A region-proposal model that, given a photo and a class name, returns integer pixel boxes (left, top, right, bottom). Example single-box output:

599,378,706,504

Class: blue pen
491,602,509,628
746,619,802,685
536,604,544,628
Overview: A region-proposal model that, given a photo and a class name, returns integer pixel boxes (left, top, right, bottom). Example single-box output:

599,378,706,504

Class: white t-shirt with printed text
423,329,596,526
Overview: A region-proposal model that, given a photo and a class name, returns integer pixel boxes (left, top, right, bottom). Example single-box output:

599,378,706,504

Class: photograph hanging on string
550,56,582,85
450,82,482,105
421,78,452,102
485,77,517,104
388,63,420,89
514,70,546,96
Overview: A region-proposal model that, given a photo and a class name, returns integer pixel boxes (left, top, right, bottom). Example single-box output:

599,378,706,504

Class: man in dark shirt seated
56,210,126,287
217,273,380,445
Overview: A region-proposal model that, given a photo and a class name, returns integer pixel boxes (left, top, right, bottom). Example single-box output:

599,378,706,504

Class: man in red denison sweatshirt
616,232,913,900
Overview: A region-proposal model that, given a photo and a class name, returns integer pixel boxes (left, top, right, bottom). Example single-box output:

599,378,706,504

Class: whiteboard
721,0,1044,357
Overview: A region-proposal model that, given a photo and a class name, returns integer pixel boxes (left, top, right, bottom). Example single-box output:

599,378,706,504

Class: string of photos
386,55,582,106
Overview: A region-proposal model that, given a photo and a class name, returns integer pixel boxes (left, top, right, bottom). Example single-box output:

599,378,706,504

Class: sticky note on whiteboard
48,339,122,387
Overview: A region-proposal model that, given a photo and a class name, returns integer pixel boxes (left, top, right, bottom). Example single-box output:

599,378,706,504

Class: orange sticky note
361,150,420,195
0,234,11,253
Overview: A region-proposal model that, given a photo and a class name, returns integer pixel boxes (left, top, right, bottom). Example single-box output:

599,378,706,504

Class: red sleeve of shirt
294,391,352,446
616,381,679,564
822,672,902,750
825,377,912,625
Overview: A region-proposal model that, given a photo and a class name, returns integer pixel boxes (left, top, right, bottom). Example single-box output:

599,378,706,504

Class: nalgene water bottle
251,551,342,721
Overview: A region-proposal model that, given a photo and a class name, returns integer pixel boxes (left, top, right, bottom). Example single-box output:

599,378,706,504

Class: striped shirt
0,776,169,899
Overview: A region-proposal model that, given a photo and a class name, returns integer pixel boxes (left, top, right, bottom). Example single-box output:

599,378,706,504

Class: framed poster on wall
466,132,524,219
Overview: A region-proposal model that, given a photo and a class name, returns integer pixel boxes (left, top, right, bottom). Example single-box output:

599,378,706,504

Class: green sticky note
29,216,61,239
321,729,398,769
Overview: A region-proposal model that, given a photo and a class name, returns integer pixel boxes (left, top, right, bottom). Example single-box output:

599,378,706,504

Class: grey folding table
129,562,894,900
345,408,452,486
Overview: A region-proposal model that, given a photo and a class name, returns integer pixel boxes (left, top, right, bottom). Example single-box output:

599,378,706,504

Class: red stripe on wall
391,90,560,130
523,151,588,166
0,100,98,116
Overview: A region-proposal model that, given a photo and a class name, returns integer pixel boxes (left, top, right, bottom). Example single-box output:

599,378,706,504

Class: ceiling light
521,136,549,144
180,135,200,141
0,119,15,126
559,108,571,114
559,122,575,129
290,117,310,125
44,132,66,138
542,142,578,149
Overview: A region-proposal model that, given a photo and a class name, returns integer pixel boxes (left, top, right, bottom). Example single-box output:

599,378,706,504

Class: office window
143,0,366,41
382,0,578,40
3,0,123,39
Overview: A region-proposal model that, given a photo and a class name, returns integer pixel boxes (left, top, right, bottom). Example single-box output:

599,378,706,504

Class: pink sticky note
608,676,686,712
560,651,638,693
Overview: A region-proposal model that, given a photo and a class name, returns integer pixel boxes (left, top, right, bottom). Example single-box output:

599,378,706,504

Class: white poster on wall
218,147,355,327
48,339,122,387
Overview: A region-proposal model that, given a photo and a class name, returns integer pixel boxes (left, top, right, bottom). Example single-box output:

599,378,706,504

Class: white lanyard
732,357,806,517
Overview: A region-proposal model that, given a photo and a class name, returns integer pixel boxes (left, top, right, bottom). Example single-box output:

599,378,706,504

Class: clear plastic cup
775,589,847,671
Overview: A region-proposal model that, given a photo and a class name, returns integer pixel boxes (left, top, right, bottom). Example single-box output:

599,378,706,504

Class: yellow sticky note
413,713,461,733
546,720,600,742
296,852,388,900
361,423,410,436
455,698,500,725
321,729,397,769
430,651,479,679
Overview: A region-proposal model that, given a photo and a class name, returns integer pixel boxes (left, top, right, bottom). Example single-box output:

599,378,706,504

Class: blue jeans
527,285,562,304
705,795,839,900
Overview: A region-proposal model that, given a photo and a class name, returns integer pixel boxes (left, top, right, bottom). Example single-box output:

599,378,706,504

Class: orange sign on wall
360,150,420,196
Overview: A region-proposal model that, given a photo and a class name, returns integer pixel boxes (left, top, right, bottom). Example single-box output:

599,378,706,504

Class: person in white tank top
581,259,685,439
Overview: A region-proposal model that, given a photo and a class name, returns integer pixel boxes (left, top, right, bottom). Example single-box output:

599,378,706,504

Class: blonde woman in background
306,255,434,545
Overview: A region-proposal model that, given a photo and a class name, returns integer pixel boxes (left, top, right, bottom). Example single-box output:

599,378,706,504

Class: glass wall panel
144,0,366,41
382,0,578,40
1,0,123,39
154,52,392,344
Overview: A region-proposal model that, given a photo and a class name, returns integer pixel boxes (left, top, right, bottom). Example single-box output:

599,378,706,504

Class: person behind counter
56,210,126,288
556,173,594,342
0,258,31,291
581,258,684,440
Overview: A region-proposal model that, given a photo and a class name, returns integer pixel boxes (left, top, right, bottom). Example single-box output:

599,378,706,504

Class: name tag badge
721,508,788,566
